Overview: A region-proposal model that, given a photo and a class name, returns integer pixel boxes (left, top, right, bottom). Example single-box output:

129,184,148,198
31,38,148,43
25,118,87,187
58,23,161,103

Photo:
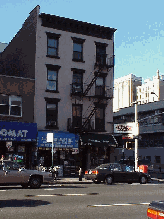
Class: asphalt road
0,182,164,219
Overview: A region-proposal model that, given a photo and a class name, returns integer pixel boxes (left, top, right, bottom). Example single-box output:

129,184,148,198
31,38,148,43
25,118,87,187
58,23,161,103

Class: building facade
0,5,117,173
113,100,164,171
137,69,164,104
113,74,142,112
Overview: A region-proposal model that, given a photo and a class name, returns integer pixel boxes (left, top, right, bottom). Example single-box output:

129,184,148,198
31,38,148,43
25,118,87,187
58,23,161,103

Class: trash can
139,165,148,173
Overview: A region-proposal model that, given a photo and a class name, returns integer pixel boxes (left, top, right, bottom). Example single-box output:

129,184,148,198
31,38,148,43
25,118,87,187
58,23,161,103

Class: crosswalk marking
88,202,150,207
26,193,98,197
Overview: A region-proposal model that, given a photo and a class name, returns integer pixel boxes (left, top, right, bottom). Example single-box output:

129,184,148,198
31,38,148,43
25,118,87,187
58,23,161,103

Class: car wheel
140,176,147,184
105,175,113,185
21,183,29,189
29,177,42,189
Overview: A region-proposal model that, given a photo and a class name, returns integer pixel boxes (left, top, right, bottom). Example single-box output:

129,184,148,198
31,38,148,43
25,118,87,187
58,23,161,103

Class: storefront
0,121,37,169
80,133,117,170
37,131,79,176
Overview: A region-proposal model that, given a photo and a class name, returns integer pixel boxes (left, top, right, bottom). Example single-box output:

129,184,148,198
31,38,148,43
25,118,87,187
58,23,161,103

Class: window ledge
72,59,85,63
46,55,60,59
45,90,59,93
45,126,59,130
0,114,22,118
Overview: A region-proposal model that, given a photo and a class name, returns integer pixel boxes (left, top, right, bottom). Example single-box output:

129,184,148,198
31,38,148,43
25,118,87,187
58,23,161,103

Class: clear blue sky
1,0,164,81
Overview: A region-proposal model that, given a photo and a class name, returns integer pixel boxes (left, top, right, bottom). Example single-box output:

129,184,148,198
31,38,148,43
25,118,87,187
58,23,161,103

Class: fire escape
68,54,114,134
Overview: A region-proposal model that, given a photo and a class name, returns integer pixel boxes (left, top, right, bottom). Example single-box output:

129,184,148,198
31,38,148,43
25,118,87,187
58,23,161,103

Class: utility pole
134,102,139,172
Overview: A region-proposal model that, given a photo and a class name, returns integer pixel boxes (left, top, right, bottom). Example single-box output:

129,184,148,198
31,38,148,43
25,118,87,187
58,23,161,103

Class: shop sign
0,121,37,142
114,123,136,134
37,131,79,148
122,134,133,139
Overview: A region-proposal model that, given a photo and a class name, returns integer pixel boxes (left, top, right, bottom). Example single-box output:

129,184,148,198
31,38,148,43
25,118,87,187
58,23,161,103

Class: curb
47,178,93,184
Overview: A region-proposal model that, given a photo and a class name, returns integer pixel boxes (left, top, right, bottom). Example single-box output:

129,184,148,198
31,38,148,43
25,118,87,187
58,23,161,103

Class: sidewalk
52,177,93,184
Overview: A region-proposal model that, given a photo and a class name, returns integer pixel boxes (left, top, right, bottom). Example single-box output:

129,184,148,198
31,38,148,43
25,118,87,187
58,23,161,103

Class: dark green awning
81,133,117,147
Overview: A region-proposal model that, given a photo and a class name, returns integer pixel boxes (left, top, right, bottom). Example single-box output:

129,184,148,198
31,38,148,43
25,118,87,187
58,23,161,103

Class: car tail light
85,171,88,174
158,211,164,219
92,170,99,175
147,208,158,219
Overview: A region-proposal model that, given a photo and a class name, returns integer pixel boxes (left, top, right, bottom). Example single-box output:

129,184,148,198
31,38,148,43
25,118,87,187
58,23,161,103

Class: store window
0,94,22,117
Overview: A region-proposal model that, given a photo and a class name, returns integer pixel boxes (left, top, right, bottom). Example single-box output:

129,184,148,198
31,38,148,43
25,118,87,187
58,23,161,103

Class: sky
0,0,164,81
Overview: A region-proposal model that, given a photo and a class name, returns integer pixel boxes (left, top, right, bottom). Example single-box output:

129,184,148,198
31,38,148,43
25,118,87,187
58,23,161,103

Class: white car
0,160,53,189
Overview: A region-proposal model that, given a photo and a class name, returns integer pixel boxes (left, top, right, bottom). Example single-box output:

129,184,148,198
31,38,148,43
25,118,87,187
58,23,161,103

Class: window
95,105,105,131
73,43,82,60
95,77,105,96
72,69,84,94
72,105,82,129
0,94,22,117
72,37,85,62
46,65,61,92
46,32,61,58
155,156,161,164
10,96,22,116
95,42,107,66
45,98,60,129
146,156,151,162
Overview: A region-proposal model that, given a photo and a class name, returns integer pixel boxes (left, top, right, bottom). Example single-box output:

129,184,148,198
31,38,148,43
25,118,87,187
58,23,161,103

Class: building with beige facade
0,5,117,173
113,74,142,112
137,69,164,104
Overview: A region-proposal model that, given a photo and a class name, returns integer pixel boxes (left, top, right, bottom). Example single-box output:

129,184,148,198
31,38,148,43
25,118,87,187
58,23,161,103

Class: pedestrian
79,167,82,181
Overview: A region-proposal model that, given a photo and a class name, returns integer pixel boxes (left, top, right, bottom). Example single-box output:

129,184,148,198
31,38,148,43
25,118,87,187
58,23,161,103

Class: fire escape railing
69,54,114,133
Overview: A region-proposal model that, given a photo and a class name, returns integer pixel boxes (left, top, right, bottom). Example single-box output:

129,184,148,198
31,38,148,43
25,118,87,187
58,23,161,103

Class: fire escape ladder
82,99,103,130
83,71,101,97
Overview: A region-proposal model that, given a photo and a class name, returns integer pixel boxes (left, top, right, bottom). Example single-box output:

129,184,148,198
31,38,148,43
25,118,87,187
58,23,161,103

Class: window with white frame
0,94,22,116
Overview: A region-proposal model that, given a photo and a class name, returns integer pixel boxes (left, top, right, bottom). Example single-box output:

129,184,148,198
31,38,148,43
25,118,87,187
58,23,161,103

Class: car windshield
96,164,110,169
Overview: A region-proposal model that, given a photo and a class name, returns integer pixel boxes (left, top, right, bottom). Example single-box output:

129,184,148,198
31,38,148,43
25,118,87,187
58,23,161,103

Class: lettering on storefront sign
0,129,28,138
114,123,135,134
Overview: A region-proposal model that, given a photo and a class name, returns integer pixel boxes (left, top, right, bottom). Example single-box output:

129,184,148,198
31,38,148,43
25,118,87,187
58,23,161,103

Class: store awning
37,131,79,149
81,133,117,147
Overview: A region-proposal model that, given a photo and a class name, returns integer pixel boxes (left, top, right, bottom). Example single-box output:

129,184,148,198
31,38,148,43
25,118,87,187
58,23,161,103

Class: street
0,181,164,219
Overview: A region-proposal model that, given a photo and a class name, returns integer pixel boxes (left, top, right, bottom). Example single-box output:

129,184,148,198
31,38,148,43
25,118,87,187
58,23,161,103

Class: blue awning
37,131,79,149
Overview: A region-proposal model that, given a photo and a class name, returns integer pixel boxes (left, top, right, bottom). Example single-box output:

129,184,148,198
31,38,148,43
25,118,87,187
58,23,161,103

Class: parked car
84,163,151,184
147,200,164,218
0,160,53,189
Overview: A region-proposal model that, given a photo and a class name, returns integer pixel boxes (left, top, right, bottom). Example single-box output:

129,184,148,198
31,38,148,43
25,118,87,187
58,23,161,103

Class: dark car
147,200,164,218
84,163,151,184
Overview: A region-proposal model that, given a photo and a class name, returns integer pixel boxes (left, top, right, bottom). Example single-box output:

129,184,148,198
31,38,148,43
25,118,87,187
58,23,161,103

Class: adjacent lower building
0,5,117,174
113,100,164,171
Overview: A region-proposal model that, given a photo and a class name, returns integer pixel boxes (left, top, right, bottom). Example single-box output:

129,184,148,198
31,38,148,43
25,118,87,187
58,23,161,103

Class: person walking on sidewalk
79,167,82,181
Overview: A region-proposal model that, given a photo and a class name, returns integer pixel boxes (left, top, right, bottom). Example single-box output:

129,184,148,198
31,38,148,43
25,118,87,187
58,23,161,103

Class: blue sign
0,121,37,142
37,131,79,149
